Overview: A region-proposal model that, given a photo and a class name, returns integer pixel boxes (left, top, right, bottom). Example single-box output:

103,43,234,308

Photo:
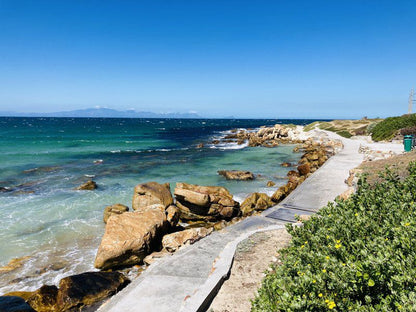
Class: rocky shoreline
0,124,343,312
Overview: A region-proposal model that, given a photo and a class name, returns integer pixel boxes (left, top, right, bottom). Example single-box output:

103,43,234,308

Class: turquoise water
0,117,312,293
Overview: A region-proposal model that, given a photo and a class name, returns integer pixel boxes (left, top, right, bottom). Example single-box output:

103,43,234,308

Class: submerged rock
75,180,97,190
174,183,240,221
217,170,255,181
95,204,169,270
103,203,129,223
162,227,213,252
0,256,31,274
0,296,34,312
5,272,129,312
132,182,173,211
266,181,276,187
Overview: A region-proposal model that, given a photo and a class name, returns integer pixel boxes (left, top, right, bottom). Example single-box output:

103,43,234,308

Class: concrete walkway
98,132,397,312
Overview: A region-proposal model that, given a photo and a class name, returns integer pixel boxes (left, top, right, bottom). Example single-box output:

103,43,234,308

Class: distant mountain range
0,108,202,119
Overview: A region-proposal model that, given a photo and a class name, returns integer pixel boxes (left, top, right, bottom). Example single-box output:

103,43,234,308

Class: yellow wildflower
335,243,342,249
354,213,358,216
312,280,316,283
326,256,330,259
322,269,327,273
327,301,336,309
318,293,323,297
301,245,305,248
405,222,410,227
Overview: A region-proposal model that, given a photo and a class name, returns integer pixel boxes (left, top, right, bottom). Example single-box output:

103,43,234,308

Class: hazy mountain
0,108,202,119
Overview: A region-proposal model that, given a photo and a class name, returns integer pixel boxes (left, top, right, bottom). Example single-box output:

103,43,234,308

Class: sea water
0,117,313,294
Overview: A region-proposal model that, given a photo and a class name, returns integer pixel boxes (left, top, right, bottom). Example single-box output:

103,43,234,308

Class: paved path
98,133,394,312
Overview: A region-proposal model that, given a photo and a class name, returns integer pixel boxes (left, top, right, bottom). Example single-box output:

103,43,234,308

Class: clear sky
0,0,415,119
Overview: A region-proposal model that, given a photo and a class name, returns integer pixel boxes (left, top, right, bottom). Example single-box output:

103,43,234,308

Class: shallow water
0,117,313,294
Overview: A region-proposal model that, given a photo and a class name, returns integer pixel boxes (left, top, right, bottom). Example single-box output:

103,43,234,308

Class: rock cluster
174,182,241,221
214,124,305,147
1,271,130,312
95,181,241,270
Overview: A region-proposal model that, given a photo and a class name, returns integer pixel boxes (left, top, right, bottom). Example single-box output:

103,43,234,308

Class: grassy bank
304,119,381,138
370,114,416,141
252,164,416,311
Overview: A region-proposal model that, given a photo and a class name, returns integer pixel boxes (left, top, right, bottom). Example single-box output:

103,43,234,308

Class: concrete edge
180,223,287,312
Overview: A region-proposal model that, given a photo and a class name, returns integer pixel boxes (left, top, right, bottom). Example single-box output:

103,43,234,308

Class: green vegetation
304,119,381,138
252,164,416,311
371,114,416,141
335,130,352,138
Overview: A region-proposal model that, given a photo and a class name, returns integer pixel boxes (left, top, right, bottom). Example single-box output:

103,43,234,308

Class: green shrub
371,114,416,141
336,130,352,138
252,164,416,311
304,122,320,132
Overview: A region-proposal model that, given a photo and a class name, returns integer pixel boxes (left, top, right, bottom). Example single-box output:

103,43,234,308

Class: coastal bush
335,130,352,138
252,164,416,311
371,114,416,141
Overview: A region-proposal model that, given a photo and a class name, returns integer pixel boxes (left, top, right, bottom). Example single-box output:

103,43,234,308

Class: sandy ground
207,229,291,312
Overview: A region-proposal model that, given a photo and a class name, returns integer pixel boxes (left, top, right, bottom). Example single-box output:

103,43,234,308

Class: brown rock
217,170,255,181
174,183,240,221
166,205,180,227
75,180,97,190
57,272,129,310
143,250,170,265
103,204,129,223
287,170,300,177
94,204,168,270
266,181,276,187
297,163,310,176
196,143,204,148
271,187,287,203
162,227,213,252
281,162,292,167
132,182,173,211
174,188,210,207
240,193,274,216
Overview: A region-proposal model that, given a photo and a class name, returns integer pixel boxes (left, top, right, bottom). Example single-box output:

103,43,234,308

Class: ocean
0,117,314,294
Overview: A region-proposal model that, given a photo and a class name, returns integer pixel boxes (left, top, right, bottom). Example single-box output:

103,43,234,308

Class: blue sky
0,0,415,118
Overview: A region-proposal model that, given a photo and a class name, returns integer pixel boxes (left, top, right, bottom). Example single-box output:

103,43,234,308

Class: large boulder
57,272,130,310
94,204,169,270
174,183,240,221
240,193,274,216
217,170,255,181
132,182,173,211
162,227,213,252
103,204,129,223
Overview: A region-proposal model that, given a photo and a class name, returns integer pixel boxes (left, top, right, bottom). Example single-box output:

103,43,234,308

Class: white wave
210,142,249,150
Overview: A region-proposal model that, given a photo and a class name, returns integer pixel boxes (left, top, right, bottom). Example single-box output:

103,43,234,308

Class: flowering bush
252,164,416,311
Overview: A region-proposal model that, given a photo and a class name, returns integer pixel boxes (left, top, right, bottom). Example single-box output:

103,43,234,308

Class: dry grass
304,119,382,138
358,150,416,185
